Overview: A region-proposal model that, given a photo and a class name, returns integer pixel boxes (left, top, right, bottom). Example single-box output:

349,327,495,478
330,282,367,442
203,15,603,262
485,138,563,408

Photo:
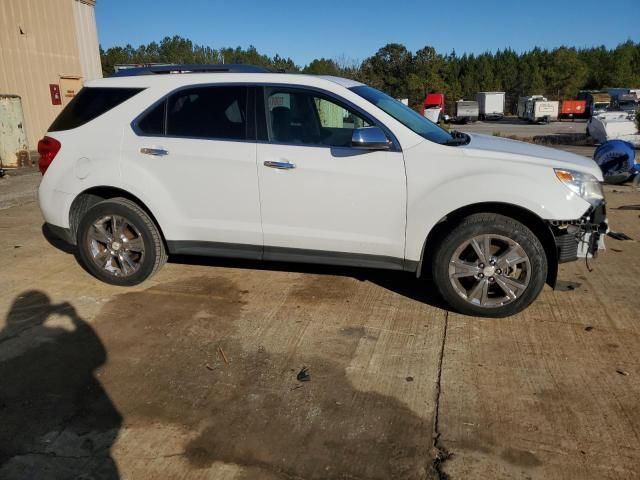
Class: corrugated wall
73,0,102,81
0,0,101,151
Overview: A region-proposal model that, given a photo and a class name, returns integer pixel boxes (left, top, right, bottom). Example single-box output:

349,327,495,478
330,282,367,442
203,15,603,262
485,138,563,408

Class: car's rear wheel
76,197,167,286
432,213,547,317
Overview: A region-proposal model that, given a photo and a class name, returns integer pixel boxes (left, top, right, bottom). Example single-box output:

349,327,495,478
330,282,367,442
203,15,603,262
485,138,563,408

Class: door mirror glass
351,127,390,150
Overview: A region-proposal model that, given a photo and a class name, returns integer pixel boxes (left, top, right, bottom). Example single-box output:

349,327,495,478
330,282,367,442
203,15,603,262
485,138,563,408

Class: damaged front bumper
548,201,608,263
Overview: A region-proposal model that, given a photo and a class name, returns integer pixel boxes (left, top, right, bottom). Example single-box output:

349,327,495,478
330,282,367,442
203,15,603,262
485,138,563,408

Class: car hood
460,133,603,180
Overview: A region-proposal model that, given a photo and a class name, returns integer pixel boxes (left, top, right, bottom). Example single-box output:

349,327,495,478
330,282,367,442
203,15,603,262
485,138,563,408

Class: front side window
162,86,248,140
265,88,370,148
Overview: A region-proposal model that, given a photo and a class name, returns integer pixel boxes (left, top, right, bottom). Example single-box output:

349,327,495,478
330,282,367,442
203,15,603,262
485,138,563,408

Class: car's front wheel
76,197,167,286
432,213,547,317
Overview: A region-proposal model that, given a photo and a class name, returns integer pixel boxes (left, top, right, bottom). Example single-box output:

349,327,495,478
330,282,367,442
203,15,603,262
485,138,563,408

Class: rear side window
49,87,142,132
165,86,248,140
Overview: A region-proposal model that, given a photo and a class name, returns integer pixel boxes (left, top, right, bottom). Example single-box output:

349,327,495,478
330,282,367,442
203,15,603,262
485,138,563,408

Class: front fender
404,167,590,262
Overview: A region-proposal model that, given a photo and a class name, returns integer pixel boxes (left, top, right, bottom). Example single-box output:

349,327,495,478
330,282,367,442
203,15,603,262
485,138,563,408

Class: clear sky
96,0,639,65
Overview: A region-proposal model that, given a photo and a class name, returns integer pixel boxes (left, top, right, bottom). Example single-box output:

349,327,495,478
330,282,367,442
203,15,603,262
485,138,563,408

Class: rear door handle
264,160,296,170
140,147,169,156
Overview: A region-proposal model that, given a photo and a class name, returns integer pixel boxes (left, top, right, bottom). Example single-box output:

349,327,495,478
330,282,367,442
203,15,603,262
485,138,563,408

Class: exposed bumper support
548,201,608,263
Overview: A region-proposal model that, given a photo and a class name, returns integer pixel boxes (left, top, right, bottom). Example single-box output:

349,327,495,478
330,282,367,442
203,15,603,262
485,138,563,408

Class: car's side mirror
351,127,391,150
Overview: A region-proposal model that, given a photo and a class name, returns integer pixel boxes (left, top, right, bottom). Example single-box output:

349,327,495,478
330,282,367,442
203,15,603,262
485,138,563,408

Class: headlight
554,169,604,206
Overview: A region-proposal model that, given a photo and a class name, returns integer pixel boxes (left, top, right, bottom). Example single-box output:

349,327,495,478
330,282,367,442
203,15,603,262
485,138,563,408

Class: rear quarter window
136,101,166,135
49,87,143,132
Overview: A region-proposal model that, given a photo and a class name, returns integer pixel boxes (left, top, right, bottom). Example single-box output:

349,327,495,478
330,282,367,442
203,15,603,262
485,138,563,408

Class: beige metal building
0,0,102,152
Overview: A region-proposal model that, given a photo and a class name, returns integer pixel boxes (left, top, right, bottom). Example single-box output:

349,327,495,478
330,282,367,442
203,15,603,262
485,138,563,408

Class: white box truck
476,92,505,120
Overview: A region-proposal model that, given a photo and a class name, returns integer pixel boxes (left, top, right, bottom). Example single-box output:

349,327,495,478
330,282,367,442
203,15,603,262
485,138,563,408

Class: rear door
121,85,262,255
255,86,407,267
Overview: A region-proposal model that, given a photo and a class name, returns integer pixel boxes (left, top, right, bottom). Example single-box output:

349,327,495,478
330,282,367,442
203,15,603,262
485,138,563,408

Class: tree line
101,36,640,113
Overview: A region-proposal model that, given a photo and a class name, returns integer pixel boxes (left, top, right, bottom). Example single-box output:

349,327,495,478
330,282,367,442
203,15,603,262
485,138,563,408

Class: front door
256,87,406,268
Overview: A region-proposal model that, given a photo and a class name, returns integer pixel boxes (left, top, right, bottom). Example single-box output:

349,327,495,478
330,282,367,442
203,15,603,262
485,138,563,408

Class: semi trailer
453,100,479,123
476,92,505,120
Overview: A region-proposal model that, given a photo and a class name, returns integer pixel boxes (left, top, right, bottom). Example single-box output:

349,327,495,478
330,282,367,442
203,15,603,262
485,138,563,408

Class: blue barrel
593,140,637,184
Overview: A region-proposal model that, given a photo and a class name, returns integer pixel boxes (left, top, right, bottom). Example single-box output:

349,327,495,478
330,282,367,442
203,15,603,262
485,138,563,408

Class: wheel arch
68,186,166,247
417,202,558,287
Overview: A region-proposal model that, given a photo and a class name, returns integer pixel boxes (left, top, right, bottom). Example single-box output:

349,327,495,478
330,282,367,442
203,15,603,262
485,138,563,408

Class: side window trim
130,82,400,150
246,86,256,141
162,98,168,136
255,86,268,142
257,84,401,151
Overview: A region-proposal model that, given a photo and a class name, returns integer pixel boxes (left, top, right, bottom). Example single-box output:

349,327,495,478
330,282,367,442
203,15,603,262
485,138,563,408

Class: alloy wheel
448,234,531,308
86,214,145,277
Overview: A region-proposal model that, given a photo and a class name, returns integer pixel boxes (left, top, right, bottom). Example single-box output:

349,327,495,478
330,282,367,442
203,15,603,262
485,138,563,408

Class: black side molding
167,240,417,272
167,240,262,260
263,245,406,271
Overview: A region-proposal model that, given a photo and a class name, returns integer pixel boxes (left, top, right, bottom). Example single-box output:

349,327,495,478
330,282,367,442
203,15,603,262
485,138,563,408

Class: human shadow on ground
0,291,121,480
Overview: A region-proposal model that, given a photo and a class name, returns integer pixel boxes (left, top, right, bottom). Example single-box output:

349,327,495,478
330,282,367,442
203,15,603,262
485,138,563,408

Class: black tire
603,174,632,185
432,213,547,318
76,197,167,286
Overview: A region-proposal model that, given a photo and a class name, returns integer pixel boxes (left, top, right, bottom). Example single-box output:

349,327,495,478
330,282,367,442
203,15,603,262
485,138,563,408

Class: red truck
560,100,587,120
421,93,445,122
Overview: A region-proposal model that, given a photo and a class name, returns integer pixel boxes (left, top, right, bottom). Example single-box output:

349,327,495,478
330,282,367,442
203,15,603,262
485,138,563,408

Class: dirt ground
1,164,639,479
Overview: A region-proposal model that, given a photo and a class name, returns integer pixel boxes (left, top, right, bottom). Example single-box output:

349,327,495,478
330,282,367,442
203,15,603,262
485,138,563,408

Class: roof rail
111,64,271,77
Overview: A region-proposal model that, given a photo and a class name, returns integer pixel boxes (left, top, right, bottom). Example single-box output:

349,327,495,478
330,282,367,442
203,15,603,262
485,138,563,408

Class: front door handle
140,147,169,156
264,160,296,170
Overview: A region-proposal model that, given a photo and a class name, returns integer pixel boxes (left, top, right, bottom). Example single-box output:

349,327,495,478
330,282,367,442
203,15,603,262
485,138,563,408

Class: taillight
38,136,61,175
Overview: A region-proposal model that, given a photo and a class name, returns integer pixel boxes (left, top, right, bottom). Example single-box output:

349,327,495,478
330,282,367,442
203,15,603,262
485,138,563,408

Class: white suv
38,65,607,317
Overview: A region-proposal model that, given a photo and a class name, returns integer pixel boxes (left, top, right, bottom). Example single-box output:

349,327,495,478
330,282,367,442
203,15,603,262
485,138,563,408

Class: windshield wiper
443,130,471,146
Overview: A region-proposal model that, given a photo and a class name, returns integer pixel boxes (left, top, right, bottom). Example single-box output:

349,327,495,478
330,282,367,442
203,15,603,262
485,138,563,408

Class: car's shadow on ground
41,224,75,254
42,224,451,312
170,254,452,312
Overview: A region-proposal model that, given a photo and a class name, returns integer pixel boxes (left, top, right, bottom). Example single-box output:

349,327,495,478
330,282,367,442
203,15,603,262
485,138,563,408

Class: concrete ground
1,160,639,479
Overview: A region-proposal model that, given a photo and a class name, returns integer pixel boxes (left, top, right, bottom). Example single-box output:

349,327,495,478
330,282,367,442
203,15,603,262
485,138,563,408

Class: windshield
350,85,453,145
